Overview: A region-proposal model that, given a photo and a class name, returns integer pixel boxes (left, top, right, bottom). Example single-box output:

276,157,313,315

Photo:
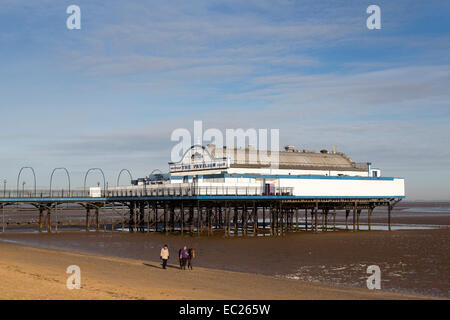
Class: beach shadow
143,263,181,270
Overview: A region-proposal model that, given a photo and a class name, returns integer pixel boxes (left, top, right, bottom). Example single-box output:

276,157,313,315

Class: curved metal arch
150,169,163,175
117,169,133,187
49,167,71,197
169,144,226,165
16,167,36,197
83,168,106,197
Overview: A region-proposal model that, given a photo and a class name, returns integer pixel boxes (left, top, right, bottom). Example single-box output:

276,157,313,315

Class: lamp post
22,181,26,197
3,179,6,197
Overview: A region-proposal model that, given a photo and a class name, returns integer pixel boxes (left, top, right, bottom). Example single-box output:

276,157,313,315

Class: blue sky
0,0,449,200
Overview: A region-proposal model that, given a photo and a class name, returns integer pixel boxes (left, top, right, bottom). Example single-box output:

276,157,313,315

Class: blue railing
0,185,294,199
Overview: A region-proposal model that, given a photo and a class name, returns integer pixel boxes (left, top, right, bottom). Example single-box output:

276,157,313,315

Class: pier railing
0,184,294,199
107,184,293,197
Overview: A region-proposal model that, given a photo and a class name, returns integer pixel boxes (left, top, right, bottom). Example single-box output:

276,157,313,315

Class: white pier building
159,144,405,199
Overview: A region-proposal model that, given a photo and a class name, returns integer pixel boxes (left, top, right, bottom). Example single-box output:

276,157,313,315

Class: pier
1,144,405,235
0,184,401,235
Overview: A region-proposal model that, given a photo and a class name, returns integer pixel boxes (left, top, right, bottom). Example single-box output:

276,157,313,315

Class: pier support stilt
164,204,168,234
139,202,145,232
170,206,175,233
146,202,150,233
388,204,392,231
314,202,319,233
129,203,136,233
55,204,58,233
225,204,230,236
121,204,125,232
305,209,308,231
314,209,318,233
95,207,99,232
262,207,266,233
333,208,336,231
356,209,361,231
321,209,325,232
197,202,200,236
253,203,257,236
275,205,279,236
208,207,212,236
181,203,184,235
236,207,239,235
154,204,158,233
133,202,137,232
111,202,115,233
243,204,248,236
189,206,194,234
1,204,4,233
47,207,52,233
227,204,231,236
199,207,204,234
279,202,283,236
270,207,274,236
345,210,349,231
38,206,43,233
85,207,90,232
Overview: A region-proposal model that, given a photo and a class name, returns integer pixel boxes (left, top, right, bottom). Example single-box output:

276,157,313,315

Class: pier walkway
0,185,402,235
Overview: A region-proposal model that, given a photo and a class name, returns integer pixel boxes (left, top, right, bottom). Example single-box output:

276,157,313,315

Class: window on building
203,177,225,183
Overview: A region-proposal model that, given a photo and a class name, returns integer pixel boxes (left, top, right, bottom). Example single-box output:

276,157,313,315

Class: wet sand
0,241,432,300
0,202,449,299
1,229,449,298
370,202,450,226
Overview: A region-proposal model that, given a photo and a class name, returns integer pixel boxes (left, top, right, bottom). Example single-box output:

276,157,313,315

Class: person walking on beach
178,248,183,268
160,245,169,269
179,246,189,270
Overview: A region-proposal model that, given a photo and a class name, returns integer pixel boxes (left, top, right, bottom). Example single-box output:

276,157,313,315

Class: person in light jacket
160,244,169,269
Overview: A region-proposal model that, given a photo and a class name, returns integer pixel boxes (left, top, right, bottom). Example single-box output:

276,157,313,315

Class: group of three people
160,245,192,270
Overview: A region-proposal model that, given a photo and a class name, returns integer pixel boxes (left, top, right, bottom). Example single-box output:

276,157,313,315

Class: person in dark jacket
179,246,189,270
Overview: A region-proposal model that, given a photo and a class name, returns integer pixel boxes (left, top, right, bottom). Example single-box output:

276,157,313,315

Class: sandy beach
0,241,432,300
1,228,449,298
1,202,449,299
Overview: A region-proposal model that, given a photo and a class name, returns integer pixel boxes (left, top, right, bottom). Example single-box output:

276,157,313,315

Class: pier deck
0,186,401,235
